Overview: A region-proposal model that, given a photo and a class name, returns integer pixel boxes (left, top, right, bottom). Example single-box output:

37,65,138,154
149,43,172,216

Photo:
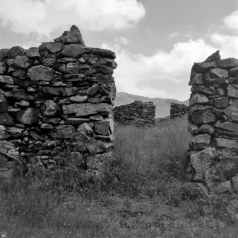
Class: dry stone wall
187,50,238,194
114,101,155,125
0,25,116,178
170,102,190,119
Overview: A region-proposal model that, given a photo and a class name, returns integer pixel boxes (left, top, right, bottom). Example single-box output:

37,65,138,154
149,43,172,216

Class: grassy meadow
1,116,238,238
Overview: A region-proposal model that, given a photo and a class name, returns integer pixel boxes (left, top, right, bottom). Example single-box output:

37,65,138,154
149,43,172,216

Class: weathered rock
54,25,86,46
191,134,211,149
8,46,24,58
62,103,112,116
65,118,90,124
17,108,39,125
96,74,114,83
219,121,238,133
39,42,63,53
15,100,30,107
90,48,116,59
229,66,238,78
0,112,14,126
53,125,76,139
61,87,78,97
0,75,14,84
40,123,54,130
95,119,114,136
27,65,54,82
69,95,88,103
190,110,216,125
0,125,10,140
6,89,34,101
61,45,90,58
0,95,9,113
189,93,209,106
94,65,113,75
77,123,94,137
190,147,216,180
227,85,238,98
199,124,215,134
215,138,238,149
0,61,7,74
41,100,61,117
87,84,99,96
26,47,40,59
0,140,19,160
13,56,30,69
43,86,61,95
192,61,217,74
218,58,238,69
205,50,220,62
0,49,9,59
203,68,228,84
191,85,217,95
86,139,113,154
224,106,238,122
213,97,229,109
188,123,198,135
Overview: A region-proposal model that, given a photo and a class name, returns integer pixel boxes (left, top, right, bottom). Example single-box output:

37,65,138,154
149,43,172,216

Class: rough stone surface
0,25,116,179
188,51,238,195
114,101,156,125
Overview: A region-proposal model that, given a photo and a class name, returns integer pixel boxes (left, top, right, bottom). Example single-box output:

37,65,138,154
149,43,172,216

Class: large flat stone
17,108,39,125
189,93,209,106
218,58,238,69
54,25,86,46
228,85,238,98
39,42,63,53
191,134,211,149
27,65,54,82
190,110,216,125
6,89,34,101
62,103,112,116
0,75,14,84
190,147,216,180
203,68,228,84
215,138,238,149
191,85,217,95
192,61,217,74
95,119,114,136
224,106,238,122
26,47,40,59
220,121,238,133
61,45,90,58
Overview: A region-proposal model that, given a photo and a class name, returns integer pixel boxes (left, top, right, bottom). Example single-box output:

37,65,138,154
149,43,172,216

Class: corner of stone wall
0,25,117,181
186,50,238,195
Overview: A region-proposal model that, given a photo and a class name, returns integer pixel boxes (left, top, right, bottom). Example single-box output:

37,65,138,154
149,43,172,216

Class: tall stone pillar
0,25,117,179
187,51,238,194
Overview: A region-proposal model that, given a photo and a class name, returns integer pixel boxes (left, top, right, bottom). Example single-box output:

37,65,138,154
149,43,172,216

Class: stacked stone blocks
0,25,116,177
187,51,238,194
170,102,190,119
114,100,155,125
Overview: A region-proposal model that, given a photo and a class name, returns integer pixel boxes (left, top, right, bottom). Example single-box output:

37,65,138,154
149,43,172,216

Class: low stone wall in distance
114,101,156,125
170,102,190,119
0,25,117,178
186,50,238,194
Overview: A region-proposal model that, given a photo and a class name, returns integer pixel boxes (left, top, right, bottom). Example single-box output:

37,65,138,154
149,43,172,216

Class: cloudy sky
1,0,238,100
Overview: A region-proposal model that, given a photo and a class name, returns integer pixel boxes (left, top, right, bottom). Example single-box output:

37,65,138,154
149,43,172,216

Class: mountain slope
114,92,189,118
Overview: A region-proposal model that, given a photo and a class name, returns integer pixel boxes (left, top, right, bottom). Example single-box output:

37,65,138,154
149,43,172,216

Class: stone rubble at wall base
0,25,116,180
187,50,238,195
113,101,156,125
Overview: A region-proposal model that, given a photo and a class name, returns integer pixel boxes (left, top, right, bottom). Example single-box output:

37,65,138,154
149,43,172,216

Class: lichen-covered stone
192,61,217,74
27,65,54,81
41,100,61,117
8,46,24,58
190,110,216,125
203,68,228,84
13,56,30,69
199,124,215,134
213,97,229,109
26,47,40,59
227,85,238,98
87,84,99,96
189,93,209,106
191,134,211,149
17,108,39,125
215,138,238,149
39,42,63,53
224,106,238,122
190,147,216,180
61,45,90,58
0,75,14,84
218,58,238,69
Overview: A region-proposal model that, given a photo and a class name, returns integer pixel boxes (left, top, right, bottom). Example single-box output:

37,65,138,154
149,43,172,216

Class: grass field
1,116,238,238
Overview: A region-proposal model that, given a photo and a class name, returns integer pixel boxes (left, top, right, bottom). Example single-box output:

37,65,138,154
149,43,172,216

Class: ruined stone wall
114,101,155,125
0,25,116,178
187,51,238,194
170,102,190,119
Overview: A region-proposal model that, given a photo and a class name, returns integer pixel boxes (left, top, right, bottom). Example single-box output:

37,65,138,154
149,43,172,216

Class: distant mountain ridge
114,92,189,118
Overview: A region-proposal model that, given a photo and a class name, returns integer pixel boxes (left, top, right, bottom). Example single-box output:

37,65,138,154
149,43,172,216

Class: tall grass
1,116,238,237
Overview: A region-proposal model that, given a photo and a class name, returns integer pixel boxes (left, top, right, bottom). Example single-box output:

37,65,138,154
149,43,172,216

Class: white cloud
103,39,216,100
0,0,145,36
223,10,238,32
